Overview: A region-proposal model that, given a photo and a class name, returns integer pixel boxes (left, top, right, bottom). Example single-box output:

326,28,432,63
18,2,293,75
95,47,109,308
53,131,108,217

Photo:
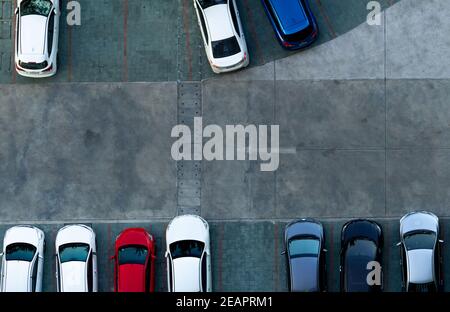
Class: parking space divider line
122,0,128,82
10,0,15,83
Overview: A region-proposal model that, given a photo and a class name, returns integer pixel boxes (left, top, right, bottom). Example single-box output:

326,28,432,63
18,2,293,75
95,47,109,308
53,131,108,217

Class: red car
113,228,156,292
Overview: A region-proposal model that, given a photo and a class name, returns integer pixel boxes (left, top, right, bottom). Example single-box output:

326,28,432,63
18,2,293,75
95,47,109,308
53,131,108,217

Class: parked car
15,0,60,78
340,219,383,292
55,224,98,292
165,215,212,292
261,0,318,50
398,211,443,292
193,0,249,73
0,226,45,292
112,228,156,292
283,219,327,292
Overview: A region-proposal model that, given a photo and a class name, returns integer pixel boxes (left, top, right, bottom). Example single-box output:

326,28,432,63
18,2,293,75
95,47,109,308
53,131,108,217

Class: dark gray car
284,219,327,292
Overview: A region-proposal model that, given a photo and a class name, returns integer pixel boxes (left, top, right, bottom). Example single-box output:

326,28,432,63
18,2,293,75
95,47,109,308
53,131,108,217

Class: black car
340,219,383,292
284,219,327,292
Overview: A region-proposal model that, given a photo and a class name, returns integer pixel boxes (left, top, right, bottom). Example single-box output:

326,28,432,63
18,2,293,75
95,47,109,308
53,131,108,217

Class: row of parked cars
0,212,444,292
15,0,318,77
0,215,210,292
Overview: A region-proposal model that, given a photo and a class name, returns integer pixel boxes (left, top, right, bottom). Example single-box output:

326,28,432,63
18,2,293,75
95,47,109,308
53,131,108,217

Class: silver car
398,211,443,292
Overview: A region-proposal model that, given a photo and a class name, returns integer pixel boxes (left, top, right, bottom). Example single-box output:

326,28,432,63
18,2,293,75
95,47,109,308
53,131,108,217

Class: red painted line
217,223,224,291
328,223,335,288
67,23,72,82
11,0,16,83
122,0,128,82
107,223,113,291
242,0,263,63
182,0,192,81
314,0,337,39
273,223,279,291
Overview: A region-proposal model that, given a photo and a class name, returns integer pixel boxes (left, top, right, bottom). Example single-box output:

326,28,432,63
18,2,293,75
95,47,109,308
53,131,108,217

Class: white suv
194,0,249,73
165,215,212,292
15,0,60,78
0,226,45,292
55,224,98,292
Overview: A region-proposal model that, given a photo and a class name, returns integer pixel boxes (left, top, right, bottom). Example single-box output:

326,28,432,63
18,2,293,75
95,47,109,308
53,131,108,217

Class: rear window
118,245,148,265
6,243,36,262
59,243,90,263
198,0,227,9
19,61,48,70
212,37,241,58
20,0,52,17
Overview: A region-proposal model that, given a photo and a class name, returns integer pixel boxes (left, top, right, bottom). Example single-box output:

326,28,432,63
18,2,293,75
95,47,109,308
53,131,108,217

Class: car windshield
170,240,204,259
5,243,36,262
212,37,241,59
288,238,320,257
404,231,436,250
59,243,90,263
198,0,227,9
408,282,437,292
20,0,53,17
118,245,148,265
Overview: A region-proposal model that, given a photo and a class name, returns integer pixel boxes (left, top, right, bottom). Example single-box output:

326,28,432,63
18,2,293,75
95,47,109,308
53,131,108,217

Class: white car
165,215,212,292
398,211,443,292
15,0,60,78
55,225,98,292
193,0,249,73
0,226,45,292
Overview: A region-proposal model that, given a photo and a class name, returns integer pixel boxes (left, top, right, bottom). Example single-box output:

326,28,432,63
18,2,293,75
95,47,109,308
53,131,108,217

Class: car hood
407,249,434,284
401,212,438,235
20,15,47,56
60,262,87,292
56,225,95,247
4,261,30,292
173,257,200,292
269,0,309,35
290,257,319,292
166,216,208,245
204,4,234,41
118,264,146,292
4,226,42,248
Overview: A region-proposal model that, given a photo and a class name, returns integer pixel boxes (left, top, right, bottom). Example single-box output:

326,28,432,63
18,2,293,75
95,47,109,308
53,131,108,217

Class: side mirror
164,251,169,258
14,7,18,15
396,242,401,247
439,239,444,243
280,250,286,255
109,255,115,261
0,252,3,257
323,248,328,253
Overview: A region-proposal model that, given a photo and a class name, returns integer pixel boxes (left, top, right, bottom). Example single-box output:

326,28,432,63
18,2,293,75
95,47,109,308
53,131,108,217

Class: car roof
267,0,310,35
407,249,434,284
118,264,146,292
344,240,378,291
203,4,234,41
4,261,31,292
60,261,88,292
290,257,319,291
19,15,48,57
173,257,201,292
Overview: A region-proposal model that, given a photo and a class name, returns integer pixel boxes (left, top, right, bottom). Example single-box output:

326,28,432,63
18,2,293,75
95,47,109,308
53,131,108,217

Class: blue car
262,0,319,50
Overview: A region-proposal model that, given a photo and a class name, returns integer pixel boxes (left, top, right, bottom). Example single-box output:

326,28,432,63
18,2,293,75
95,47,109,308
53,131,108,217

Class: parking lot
1,0,450,292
